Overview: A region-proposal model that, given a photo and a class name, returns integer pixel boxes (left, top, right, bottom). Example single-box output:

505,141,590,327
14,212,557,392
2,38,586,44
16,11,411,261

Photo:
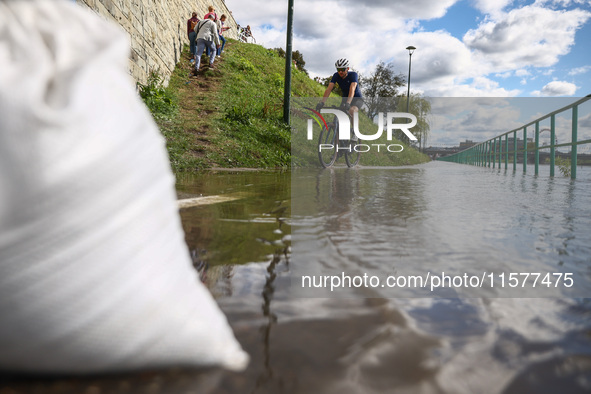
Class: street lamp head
405,46,416,115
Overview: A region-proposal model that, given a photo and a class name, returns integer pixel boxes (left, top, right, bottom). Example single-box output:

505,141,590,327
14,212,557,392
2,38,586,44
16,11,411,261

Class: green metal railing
437,95,591,179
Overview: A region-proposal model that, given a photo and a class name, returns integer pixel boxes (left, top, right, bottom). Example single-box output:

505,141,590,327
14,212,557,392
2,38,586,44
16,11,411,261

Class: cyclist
316,58,363,119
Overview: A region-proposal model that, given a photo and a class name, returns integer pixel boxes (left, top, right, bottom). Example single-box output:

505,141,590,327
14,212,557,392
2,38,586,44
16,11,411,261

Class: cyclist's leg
349,97,363,119
349,97,364,140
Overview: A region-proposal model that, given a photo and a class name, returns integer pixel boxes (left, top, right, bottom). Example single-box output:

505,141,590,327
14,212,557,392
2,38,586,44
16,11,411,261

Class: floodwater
174,162,591,393
3,162,591,393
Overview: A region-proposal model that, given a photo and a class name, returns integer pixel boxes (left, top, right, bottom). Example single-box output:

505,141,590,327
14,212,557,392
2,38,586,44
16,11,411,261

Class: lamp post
283,0,294,124
405,46,415,114
405,46,416,146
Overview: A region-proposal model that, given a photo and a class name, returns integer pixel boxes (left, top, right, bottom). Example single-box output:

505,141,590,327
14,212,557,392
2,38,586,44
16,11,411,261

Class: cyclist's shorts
342,97,364,109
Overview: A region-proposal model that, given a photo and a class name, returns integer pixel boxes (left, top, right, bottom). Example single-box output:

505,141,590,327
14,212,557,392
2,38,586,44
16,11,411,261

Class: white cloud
464,5,591,71
226,0,287,29
425,76,521,97
225,0,456,77
532,80,578,96
495,71,513,78
568,65,591,75
471,0,514,17
226,0,460,42
534,0,591,7
384,30,476,85
428,97,524,144
514,69,531,85
427,97,588,145
338,0,460,20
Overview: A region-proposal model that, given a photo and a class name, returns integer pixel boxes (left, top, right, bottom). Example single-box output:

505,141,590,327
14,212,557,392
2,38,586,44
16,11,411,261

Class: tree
360,61,406,120
274,47,285,57
292,50,308,74
273,48,308,74
398,93,431,150
314,75,343,97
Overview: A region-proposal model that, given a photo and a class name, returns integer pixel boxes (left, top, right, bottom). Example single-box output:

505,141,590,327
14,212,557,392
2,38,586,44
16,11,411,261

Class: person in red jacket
187,12,199,61
203,5,217,22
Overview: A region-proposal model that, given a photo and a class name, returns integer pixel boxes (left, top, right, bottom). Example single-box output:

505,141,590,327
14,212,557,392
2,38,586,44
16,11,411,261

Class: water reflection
177,171,291,268
4,166,591,393
176,165,591,393
293,164,591,298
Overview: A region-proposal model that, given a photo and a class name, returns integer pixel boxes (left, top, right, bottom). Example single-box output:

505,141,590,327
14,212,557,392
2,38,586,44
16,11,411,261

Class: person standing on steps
187,12,199,63
203,6,218,58
203,5,218,22
193,13,220,76
216,14,229,57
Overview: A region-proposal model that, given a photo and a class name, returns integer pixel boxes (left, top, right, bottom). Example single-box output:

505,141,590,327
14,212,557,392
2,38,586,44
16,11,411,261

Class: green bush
555,156,571,177
231,56,256,72
137,70,177,121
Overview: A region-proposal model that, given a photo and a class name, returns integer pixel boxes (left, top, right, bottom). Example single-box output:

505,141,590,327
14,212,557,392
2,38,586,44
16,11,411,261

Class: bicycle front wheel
318,124,337,168
345,139,361,167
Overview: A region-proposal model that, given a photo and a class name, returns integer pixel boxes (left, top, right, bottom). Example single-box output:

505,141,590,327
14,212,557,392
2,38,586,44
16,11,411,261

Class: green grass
144,40,429,173
290,99,431,167
211,41,325,168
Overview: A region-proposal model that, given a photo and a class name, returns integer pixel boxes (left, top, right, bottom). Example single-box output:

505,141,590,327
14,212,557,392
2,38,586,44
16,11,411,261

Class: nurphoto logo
305,108,419,153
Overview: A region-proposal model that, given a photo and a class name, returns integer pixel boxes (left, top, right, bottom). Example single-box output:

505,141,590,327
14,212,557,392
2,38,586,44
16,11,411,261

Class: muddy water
3,164,591,393
174,164,591,393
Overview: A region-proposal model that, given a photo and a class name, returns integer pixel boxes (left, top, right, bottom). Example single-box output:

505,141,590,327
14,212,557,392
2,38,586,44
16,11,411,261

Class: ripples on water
175,163,591,393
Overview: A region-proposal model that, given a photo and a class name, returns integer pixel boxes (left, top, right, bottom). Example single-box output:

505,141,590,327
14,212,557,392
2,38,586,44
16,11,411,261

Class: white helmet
335,58,350,69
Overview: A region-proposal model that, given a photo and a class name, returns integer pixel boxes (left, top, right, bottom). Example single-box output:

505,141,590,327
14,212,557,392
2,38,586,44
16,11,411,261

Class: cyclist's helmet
335,58,350,69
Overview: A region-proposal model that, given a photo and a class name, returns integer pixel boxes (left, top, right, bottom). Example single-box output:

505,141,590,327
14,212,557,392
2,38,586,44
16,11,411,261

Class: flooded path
3,163,590,393
174,163,591,393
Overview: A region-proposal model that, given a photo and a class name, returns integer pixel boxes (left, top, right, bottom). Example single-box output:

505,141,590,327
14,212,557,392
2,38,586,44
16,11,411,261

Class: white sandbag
0,0,248,374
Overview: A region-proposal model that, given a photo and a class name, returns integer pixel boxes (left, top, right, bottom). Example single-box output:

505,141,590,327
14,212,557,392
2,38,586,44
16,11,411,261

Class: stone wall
77,0,239,85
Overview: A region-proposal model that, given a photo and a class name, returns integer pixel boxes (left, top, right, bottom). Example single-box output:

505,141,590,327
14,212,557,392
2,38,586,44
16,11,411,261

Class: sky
224,0,591,98
427,97,591,147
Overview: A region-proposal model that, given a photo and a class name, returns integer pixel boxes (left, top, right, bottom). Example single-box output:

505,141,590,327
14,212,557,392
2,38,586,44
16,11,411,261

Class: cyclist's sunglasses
337,67,347,72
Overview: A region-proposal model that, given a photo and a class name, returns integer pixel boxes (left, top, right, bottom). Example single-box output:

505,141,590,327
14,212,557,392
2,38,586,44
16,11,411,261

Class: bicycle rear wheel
345,139,361,167
318,124,337,168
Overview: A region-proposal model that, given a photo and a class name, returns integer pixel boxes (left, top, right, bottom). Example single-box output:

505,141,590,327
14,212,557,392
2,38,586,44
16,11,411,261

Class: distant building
459,140,477,149
507,137,533,150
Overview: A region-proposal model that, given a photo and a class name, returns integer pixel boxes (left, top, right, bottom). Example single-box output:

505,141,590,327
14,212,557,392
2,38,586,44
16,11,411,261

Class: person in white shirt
193,13,220,74
216,14,229,57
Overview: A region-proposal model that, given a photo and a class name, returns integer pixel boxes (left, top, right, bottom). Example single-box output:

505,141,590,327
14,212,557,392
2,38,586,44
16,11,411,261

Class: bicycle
317,106,361,168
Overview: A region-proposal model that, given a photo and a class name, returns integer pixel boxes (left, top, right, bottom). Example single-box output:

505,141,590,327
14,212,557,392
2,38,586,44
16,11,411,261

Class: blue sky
225,0,591,97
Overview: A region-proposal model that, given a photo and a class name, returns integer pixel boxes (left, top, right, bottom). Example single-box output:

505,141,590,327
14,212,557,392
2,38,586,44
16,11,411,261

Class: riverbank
150,40,317,172
145,40,429,173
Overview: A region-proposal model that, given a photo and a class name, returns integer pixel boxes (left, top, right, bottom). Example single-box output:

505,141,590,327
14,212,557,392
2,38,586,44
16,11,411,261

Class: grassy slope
155,39,429,172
